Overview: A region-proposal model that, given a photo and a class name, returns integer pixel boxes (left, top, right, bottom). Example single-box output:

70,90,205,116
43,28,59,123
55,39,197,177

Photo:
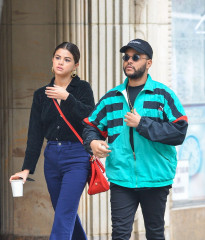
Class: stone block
12,24,55,108
147,0,171,24
0,0,12,25
99,24,106,98
121,0,130,24
12,145,52,236
12,109,52,236
12,109,29,160
121,24,131,46
12,0,56,25
90,25,99,101
171,207,205,240
91,0,98,24
147,24,170,86
114,0,120,24
99,0,106,24
129,0,147,24
106,25,114,92
113,25,123,87
106,0,113,24
13,156,53,236
133,23,148,40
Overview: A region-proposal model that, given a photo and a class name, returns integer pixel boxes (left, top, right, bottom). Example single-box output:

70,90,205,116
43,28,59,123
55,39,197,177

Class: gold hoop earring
71,70,77,78
51,67,54,73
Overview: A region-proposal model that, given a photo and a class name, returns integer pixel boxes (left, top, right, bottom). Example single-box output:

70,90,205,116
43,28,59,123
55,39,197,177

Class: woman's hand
90,140,111,158
45,85,69,100
9,169,30,184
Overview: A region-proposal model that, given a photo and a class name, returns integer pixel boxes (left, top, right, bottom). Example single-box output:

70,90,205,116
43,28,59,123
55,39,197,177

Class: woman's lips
57,66,63,70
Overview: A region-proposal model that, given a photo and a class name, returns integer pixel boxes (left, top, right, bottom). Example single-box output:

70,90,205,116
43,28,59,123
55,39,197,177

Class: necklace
126,84,134,113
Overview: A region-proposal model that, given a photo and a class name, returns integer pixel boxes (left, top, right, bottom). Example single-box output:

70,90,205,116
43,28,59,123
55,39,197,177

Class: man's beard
123,63,146,79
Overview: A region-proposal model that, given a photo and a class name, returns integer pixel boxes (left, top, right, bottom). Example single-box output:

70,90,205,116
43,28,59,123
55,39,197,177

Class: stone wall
170,206,205,240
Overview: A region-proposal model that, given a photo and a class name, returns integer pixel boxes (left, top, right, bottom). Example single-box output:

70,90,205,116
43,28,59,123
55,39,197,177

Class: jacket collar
49,76,81,89
116,74,154,93
143,74,155,92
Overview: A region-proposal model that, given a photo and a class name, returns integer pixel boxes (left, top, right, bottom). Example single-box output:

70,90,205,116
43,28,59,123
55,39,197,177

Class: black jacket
22,76,95,174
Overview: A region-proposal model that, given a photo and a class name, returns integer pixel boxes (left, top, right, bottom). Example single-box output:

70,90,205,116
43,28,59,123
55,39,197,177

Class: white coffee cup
11,179,24,197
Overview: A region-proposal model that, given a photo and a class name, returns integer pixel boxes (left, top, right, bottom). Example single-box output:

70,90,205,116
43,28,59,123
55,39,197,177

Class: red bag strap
52,98,83,144
90,156,105,173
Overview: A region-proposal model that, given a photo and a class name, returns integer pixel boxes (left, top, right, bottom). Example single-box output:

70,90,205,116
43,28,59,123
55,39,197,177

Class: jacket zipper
122,86,144,161
133,151,136,160
122,89,136,160
130,88,144,161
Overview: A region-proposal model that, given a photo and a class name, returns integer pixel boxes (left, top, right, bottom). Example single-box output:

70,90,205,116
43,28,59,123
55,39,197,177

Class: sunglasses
122,54,148,62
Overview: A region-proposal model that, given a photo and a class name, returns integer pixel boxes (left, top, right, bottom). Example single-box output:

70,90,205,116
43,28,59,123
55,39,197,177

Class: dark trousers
44,141,90,240
110,183,170,240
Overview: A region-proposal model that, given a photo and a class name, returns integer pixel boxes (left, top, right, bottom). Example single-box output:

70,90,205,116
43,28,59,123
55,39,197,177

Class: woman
10,42,95,240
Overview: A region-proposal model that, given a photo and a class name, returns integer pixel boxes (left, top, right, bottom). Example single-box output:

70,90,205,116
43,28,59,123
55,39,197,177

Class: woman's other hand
45,85,69,100
9,169,30,184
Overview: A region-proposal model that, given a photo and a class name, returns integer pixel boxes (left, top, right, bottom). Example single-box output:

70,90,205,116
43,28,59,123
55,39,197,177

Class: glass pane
172,0,205,205
172,0,205,104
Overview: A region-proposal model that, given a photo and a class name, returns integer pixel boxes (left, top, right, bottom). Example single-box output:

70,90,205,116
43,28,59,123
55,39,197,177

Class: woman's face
52,48,79,77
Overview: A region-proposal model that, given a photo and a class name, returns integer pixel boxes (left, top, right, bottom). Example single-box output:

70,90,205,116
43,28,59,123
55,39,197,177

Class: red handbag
52,99,110,195
88,155,110,195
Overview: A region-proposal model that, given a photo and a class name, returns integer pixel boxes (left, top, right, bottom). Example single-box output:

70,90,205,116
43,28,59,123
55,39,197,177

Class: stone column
0,0,13,238
0,0,57,239
0,0,3,21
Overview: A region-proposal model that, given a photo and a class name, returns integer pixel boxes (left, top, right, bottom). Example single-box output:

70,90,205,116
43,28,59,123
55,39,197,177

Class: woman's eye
65,59,70,62
55,56,60,60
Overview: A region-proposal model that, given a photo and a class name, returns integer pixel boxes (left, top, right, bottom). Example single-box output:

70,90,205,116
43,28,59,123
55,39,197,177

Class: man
83,39,188,240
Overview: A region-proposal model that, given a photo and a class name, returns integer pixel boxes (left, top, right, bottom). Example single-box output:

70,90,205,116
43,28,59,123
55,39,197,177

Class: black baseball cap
120,39,153,59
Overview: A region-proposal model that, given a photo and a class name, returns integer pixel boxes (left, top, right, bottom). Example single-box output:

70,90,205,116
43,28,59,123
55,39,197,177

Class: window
172,0,205,206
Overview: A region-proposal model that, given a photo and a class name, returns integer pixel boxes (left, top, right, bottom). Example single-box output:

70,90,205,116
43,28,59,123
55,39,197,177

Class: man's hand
124,109,141,127
90,140,111,158
45,85,69,100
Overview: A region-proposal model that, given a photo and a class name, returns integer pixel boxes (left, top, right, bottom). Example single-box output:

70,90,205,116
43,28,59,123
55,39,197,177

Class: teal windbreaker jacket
83,74,188,188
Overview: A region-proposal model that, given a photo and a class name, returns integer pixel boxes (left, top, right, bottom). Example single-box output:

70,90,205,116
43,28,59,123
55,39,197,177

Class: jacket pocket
151,141,177,164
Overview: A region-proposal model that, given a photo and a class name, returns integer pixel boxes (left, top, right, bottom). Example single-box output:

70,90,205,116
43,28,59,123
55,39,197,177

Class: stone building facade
0,0,205,239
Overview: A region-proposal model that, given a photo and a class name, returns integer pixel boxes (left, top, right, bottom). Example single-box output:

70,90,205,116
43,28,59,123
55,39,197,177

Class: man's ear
146,59,152,69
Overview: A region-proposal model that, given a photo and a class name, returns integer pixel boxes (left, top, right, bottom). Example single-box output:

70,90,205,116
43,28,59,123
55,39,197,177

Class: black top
22,76,95,174
127,84,145,109
127,84,145,151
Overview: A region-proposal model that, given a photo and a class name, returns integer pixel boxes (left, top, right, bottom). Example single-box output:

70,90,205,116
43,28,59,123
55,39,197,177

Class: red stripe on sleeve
83,117,108,138
173,116,188,123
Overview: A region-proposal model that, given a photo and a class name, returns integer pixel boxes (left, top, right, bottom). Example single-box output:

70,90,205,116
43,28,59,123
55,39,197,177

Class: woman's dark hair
53,42,80,64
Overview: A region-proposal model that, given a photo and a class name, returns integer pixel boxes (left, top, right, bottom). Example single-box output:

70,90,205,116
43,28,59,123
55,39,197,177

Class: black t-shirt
127,84,145,109
127,84,145,151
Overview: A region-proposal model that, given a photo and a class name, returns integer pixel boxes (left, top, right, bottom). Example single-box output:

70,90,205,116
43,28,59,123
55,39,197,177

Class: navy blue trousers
44,141,90,240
